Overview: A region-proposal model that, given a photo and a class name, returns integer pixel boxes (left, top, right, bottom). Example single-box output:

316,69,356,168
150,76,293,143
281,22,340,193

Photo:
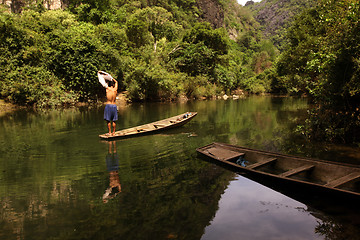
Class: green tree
183,22,229,55
48,23,122,100
277,0,360,143
170,22,229,78
125,7,178,48
68,0,113,24
277,0,360,104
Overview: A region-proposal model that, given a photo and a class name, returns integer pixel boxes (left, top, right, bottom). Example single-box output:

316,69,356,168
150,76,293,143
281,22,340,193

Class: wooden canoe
99,112,197,139
196,142,360,198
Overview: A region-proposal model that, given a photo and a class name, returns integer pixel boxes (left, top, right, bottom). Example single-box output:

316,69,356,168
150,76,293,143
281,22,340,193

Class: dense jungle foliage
275,0,360,143
0,0,277,107
1,0,359,143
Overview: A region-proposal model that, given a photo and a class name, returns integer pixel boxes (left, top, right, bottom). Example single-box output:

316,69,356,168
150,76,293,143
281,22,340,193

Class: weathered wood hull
196,142,360,198
99,112,197,139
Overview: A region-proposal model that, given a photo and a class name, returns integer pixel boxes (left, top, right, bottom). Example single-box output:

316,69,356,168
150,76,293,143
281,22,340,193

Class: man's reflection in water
103,141,121,203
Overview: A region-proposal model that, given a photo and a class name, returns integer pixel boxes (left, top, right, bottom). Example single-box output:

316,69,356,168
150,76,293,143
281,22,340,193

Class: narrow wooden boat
196,142,360,198
99,112,197,139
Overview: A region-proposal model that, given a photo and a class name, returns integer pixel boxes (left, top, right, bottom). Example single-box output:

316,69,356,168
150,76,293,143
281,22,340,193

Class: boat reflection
201,172,360,240
103,141,122,203
244,172,360,240
200,161,360,240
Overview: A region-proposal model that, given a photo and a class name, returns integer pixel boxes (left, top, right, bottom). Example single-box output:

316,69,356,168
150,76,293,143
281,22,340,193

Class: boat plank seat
206,147,244,161
325,172,360,188
280,165,315,178
248,158,277,169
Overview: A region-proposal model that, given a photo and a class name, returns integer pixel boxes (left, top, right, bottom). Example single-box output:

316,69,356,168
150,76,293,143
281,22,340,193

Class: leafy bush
1,66,77,107
180,75,220,99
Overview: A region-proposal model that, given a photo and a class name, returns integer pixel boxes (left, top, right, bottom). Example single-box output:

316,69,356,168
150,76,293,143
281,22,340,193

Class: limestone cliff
197,0,259,40
247,0,315,48
196,0,224,28
2,0,65,12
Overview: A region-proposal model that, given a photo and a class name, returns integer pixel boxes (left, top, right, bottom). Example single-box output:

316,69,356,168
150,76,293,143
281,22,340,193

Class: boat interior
199,143,360,195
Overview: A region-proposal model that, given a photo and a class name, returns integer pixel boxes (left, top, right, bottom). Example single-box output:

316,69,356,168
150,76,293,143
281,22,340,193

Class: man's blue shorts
106,153,119,172
104,104,118,122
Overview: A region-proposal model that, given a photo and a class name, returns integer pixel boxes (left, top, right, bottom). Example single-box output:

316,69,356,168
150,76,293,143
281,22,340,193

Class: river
0,96,359,240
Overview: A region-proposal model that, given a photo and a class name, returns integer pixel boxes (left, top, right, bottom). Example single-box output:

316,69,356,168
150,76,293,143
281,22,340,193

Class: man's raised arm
113,79,118,91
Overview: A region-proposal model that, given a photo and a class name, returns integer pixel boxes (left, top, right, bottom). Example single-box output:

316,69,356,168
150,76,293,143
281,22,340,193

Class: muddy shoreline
0,100,19,117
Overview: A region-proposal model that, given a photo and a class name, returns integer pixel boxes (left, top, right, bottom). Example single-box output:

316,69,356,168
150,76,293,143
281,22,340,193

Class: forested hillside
0,0,276,107
1,0,359,143
246,0,315,50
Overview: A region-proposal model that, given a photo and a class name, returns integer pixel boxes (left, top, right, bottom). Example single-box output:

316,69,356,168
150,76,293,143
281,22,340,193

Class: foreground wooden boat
197,142,360,198
99,112,197,139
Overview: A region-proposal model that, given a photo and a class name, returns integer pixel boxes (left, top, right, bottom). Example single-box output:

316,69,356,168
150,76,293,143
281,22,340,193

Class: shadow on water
243,172,360,240
0,96,359,239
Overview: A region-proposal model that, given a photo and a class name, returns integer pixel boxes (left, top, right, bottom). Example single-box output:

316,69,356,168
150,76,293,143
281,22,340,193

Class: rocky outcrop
245,1,255,7
2,0,12,7
2,0,66,13
43,0,64,10
2,0,224,30
196,0,224,28
251,0,290,38
247,0,316,47
3,0,226,29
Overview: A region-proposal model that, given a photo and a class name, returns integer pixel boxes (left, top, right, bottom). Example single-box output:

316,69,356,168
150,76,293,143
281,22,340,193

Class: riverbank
0,91,258,116
0,100,19,117
0,91,130,116
0,90,249,114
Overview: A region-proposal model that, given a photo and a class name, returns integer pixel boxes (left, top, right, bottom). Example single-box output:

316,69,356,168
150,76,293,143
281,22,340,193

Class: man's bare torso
106,87,117,104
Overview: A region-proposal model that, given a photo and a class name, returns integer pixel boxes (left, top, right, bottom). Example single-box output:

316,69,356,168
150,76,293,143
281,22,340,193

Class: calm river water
0,96,360,240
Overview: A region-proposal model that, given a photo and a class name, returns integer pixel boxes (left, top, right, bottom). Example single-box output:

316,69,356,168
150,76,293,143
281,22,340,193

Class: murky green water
0,96,359,240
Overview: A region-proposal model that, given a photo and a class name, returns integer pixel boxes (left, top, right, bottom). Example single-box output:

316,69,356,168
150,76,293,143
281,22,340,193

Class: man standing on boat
98,71,118,136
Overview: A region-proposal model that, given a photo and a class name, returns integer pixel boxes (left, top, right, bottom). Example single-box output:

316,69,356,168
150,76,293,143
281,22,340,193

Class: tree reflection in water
0,97,359,239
